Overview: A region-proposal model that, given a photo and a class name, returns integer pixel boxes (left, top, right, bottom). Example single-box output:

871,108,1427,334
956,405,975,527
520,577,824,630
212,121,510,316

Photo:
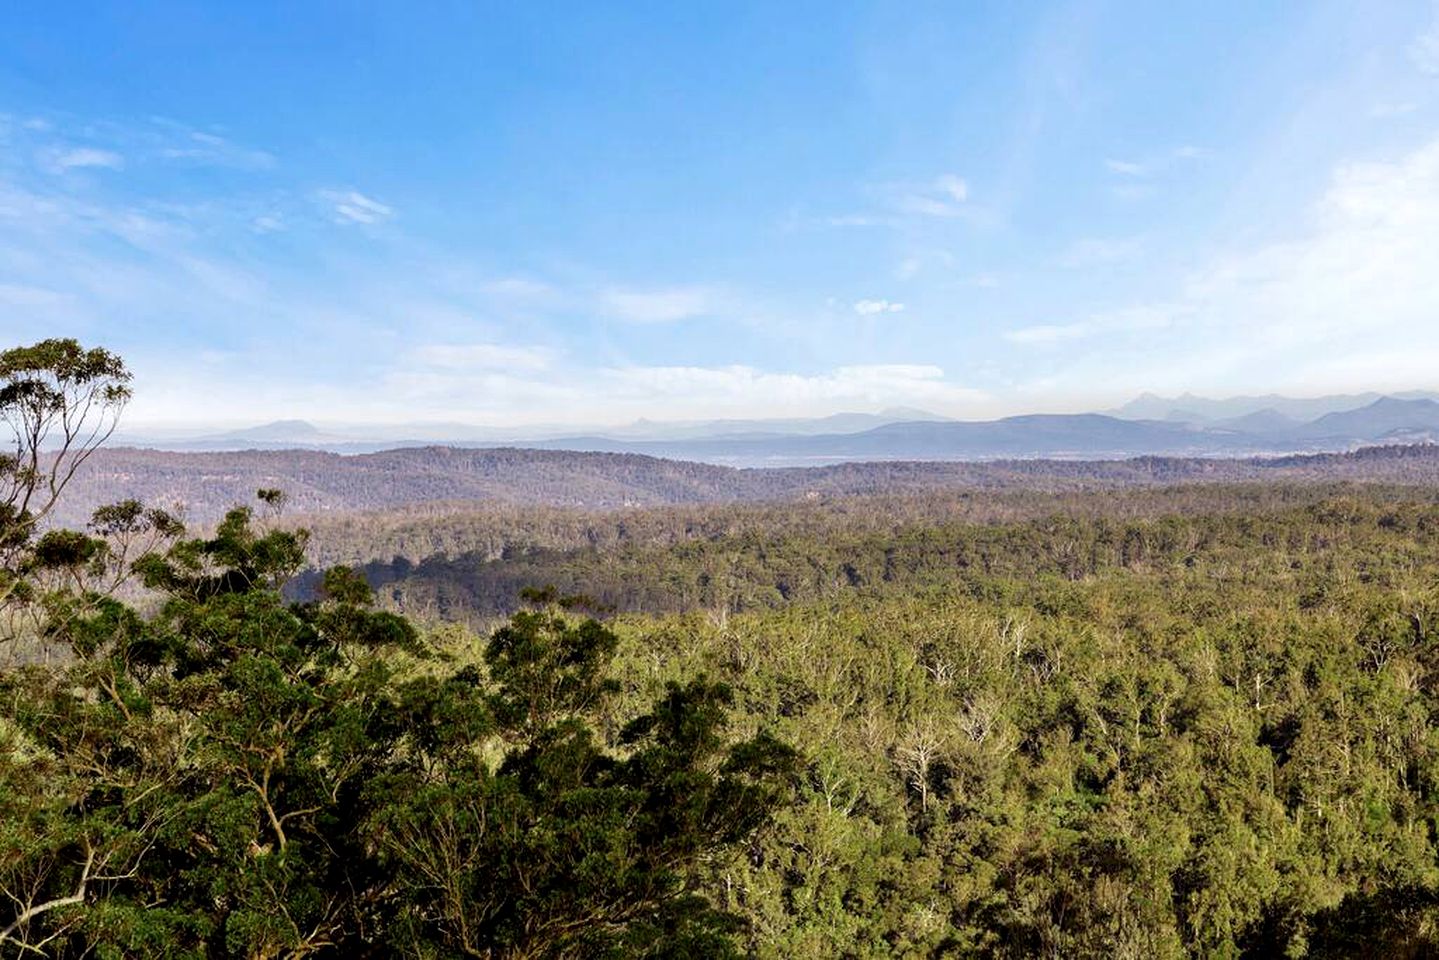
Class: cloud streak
322,190,393,225
1411,3,1439,75
1011,134,1439,396
48,147,124,171
893,173,970,218
601,285,716,323
409,342,552,372
853,298,905,315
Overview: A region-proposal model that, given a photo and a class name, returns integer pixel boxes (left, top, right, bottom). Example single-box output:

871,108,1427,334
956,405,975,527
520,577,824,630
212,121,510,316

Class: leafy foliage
14,338,1439,957
0,339,131,641
0,487,794,957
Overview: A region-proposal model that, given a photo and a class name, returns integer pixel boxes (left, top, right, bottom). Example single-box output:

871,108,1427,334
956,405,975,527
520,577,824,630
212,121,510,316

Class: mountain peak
220,419,324,440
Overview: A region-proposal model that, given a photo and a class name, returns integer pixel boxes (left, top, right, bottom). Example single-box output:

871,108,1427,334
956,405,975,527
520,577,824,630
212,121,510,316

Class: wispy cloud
158,129,276,170
366,359,989,426
478,277,555,300
0,282,73,308
1371,101,1419,118
1411,3,1439,75
48,147,124,171
599,362,986,415
1004,323,1088,345
821,174,974,230
0,104,993,425
893,249,962,282
601,285,716,323
322,190,393,225
1104,159,1146,176
1015,134,1439,393
893,173,970,218
409,342,552,372
894,257,923,280
1102,146,1206,184
1058,236,1144,267
853,298,905,315
824,213,894,228
1005,306,1175,346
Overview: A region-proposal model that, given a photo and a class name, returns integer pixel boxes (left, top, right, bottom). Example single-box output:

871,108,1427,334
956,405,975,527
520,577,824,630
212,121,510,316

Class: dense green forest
53,439,1439,528
10,339,1439,957
299,485,1439,624
0,342,794,957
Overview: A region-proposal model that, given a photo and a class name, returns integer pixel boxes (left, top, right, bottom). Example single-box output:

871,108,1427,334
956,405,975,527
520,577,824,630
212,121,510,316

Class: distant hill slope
111,396,1439,462
216,419,328,442
522,413,1237,462
1296,397,1439,441
1112,390,1439,423
51,442,1439,527
114,408,953,452
538,399,1439,463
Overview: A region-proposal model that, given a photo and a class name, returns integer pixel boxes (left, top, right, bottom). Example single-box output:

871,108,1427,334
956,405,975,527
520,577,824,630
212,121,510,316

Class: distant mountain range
111,407,951,454
1109,390,1439,423
109,394,1439,466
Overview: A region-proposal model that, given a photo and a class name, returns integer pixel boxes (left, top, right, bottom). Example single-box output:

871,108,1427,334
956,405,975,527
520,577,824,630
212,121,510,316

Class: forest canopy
0,341,796,957
6,340,1439,957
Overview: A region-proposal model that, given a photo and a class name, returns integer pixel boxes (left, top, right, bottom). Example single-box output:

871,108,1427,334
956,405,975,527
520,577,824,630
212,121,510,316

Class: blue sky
2,1,1439,428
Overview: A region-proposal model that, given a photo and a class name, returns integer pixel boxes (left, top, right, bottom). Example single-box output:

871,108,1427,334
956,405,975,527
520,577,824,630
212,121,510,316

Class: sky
2,1,1439,430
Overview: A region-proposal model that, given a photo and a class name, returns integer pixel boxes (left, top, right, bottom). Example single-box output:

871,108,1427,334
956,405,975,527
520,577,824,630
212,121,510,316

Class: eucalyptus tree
0,338,132,638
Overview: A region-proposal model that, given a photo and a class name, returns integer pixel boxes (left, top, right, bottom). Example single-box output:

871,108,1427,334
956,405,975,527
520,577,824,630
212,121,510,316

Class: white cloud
599,362,985,415
895,174,970,217
409,342,552,372
1005,306,1175,346
322,190,393,225
1103,147,1206,182
1110,183,1156,201
826,213,892,228
354,360,988,426
853,298,905,315
49,147,124,171
1371,101,1419,118
479,277,555,300
601,285,715,323
251,214,285,234
1058,236,1144,267
826,174,972,229
1005,323,1088,345
0,282,71,307
935,174,968,203
1016,135,1439,393
159,130,275,170
1411,4,1439,75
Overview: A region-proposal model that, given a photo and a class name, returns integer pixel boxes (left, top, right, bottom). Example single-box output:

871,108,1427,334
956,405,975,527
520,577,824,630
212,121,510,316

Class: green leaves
4,492,791,957
485,609,622,734
375,661,796,958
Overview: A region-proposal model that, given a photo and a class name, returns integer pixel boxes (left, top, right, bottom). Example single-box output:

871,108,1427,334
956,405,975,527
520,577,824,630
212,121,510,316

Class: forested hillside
296,485,1439,622
10,0,1439,952
0,341,796,957
55,441,1439,526
13,340,1439,956
598,535,1439,956
285,479,1439,956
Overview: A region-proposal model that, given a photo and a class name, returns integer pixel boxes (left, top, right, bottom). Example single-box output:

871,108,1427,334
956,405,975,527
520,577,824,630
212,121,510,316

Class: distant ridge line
52,441,1439,528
